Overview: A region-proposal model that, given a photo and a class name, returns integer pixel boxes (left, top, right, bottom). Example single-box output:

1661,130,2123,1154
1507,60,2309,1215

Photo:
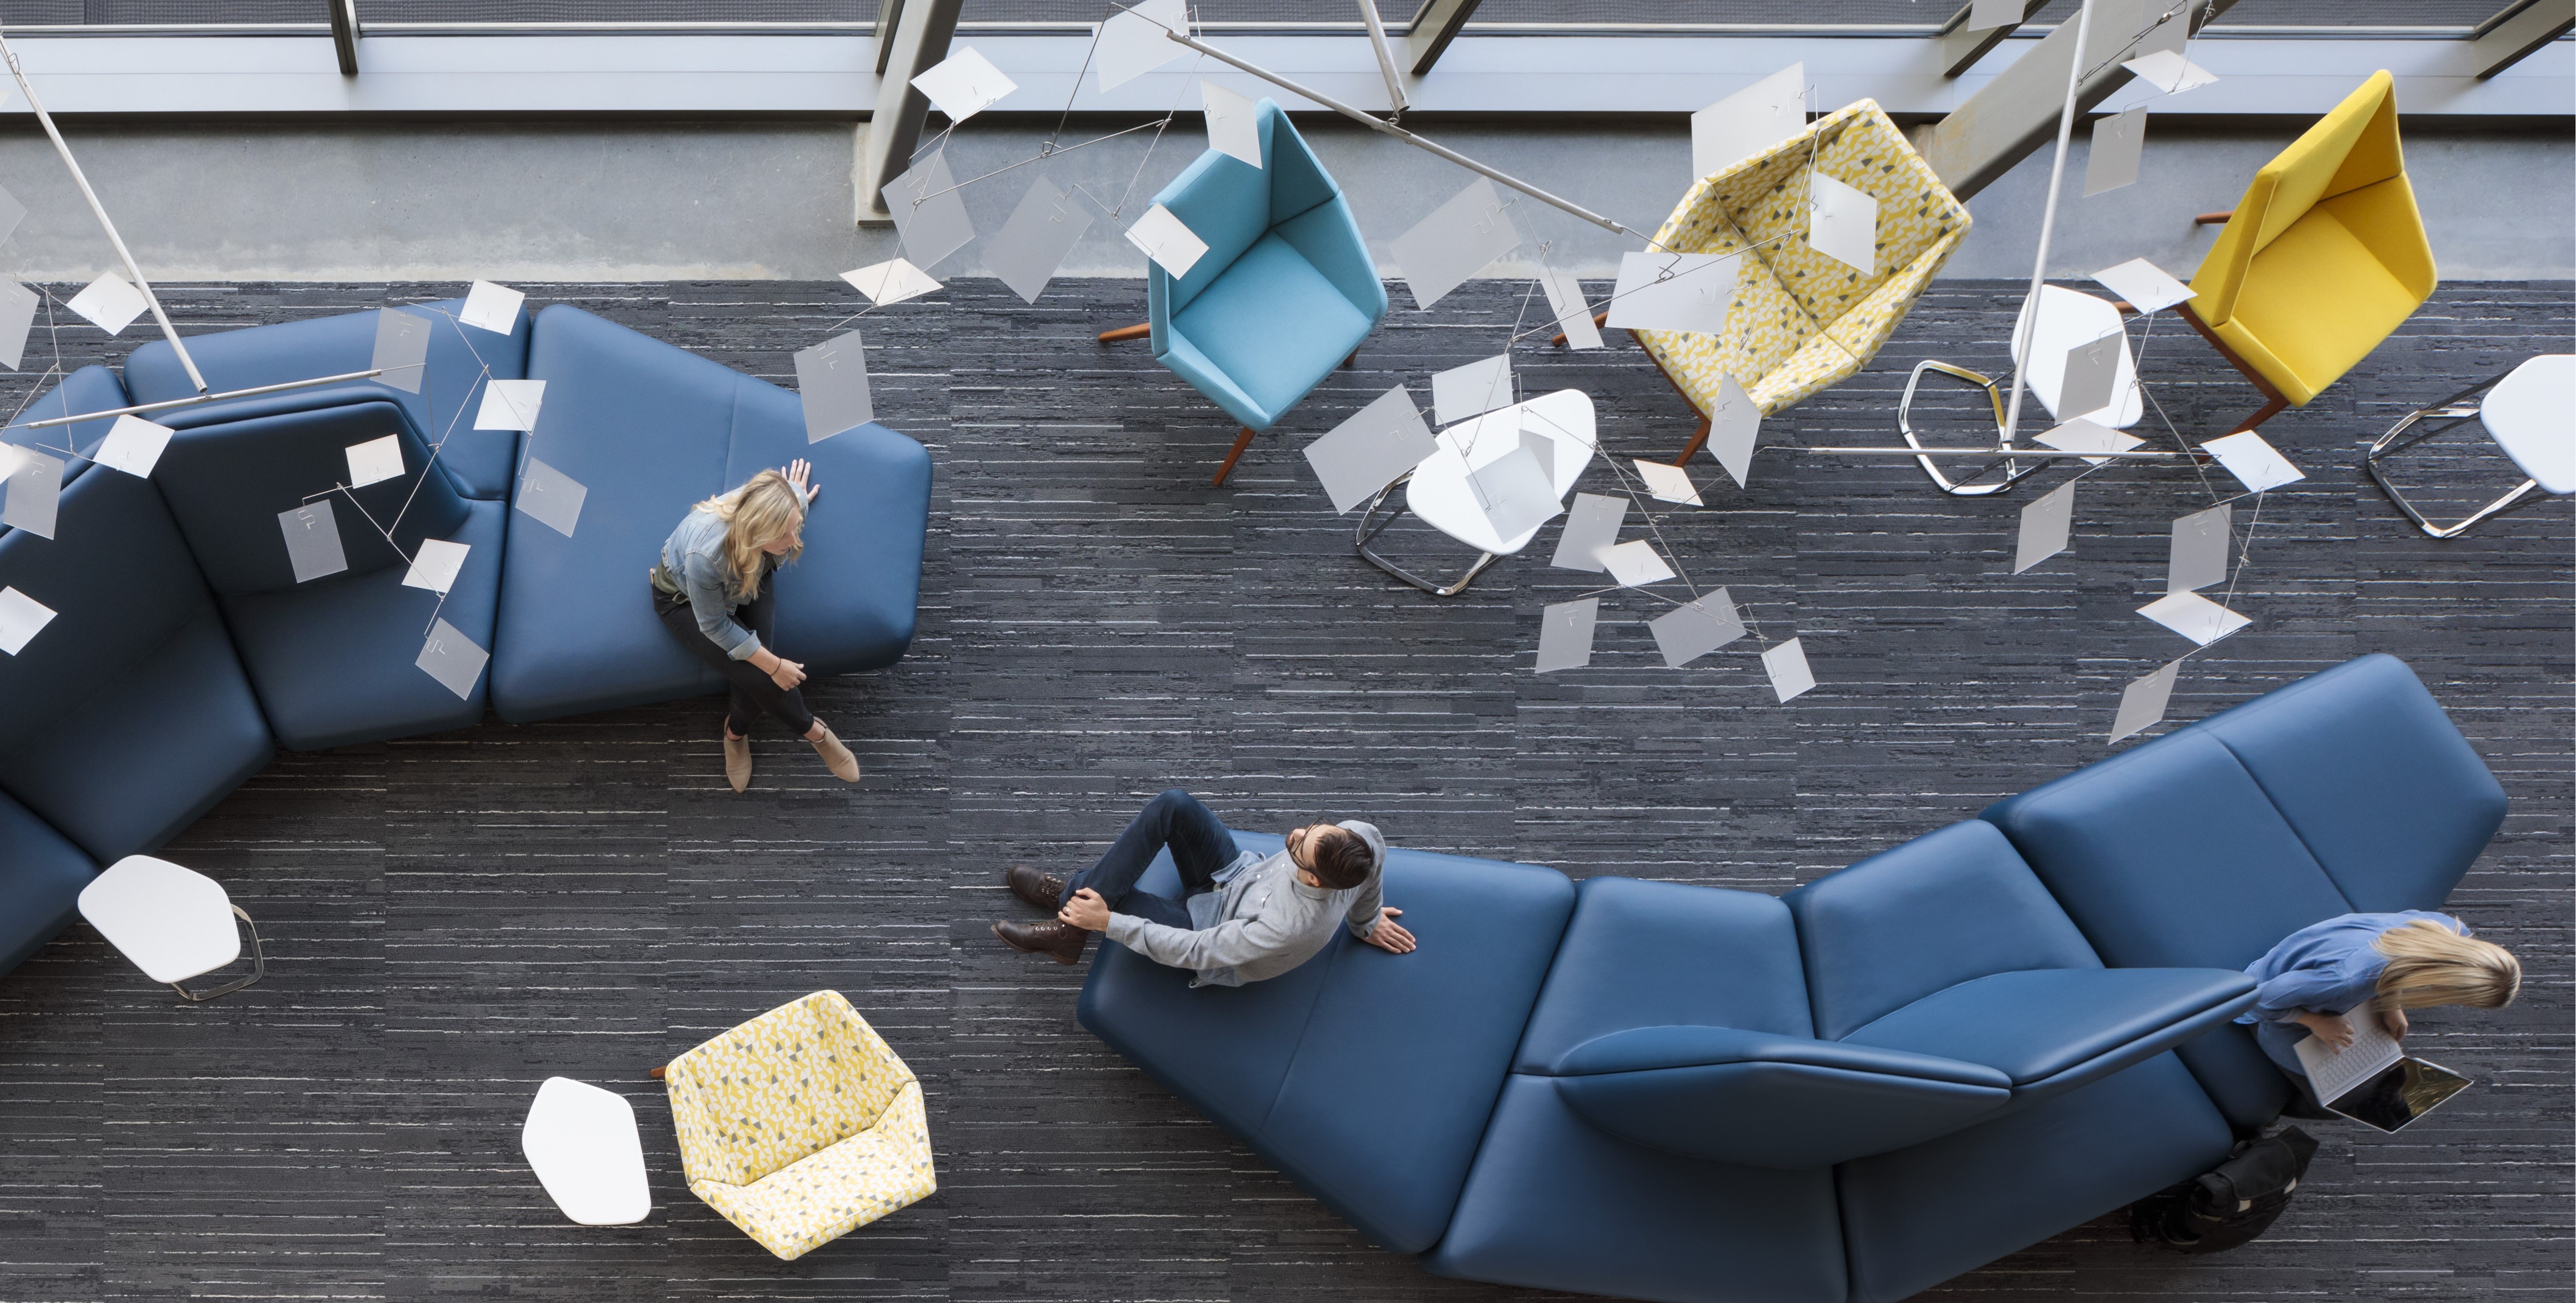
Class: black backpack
2129,1127,2320,1254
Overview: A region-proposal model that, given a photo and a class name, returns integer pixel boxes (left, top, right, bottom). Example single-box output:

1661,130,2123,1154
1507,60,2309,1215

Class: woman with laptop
2236,911,2521,1124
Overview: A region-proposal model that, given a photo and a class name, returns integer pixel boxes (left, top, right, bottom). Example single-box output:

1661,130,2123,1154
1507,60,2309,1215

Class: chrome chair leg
2365,370,2550,538
1354,476,1501,597
1896,361,2044,496
173,905,266,1002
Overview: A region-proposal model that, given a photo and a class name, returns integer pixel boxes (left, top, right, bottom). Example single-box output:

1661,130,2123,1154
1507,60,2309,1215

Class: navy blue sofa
0,299,931,974
1079,654,2507,1302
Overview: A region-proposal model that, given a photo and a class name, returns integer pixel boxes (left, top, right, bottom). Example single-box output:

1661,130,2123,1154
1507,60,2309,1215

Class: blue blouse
2233,910,2468,1026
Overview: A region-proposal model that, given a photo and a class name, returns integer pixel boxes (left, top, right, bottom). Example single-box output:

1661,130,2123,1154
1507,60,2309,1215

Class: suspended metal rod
1353,0,1411,114
21,369,384,429
1997,0,2096,451
0,29,208,393
1163,27,1635,237
1806,445,2192,459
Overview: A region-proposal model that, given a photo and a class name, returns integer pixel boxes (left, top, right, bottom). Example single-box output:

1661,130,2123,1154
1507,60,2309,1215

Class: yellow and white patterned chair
1605,98,1971,465
655,990,936,1260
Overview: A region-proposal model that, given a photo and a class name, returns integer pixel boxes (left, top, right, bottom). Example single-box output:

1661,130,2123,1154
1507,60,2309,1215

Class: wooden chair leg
2176,302,2296,435
1097,321,1151,344
1550,310,1612,348
1671,415,1714,468
1211,426,1258,487
648,1065,666,1080
2235,393,2291,434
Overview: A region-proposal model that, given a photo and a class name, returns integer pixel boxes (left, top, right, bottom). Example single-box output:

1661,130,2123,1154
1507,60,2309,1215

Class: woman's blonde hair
695,469,805,600
2372,919,2520,1012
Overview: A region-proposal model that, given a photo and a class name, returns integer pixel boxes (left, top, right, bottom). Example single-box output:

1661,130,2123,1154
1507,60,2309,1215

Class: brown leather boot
1005,865,1066,912
723,732,752,793
808,720,861,783
992,919,1090,964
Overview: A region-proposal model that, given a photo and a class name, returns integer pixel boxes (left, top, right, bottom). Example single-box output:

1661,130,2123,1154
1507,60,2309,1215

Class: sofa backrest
152,395,470,598
1149,99,1340,321
1785,821,2101,1041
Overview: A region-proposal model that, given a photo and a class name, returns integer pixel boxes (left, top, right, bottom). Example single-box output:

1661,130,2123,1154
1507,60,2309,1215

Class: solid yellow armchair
654,990,936,1260
2182,70,2434,433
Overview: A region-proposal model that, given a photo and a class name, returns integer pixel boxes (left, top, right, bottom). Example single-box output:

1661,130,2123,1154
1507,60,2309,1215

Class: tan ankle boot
723,733,751,793
809,721,861,782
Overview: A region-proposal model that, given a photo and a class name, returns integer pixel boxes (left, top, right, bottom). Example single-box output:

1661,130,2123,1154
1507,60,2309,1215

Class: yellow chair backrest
2192,70,2408,328
665,989,917,1187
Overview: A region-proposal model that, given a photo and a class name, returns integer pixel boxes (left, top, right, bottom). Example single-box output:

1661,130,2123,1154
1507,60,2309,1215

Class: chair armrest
1549,1026,2012,1169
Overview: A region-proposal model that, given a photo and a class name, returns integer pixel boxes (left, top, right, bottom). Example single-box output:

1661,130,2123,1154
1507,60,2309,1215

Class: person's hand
769,657,807,690
2381,1006,2409,1040
1362,908,1415,954
784,458,820,505
1057,888,1110,932
2296,1010,2355,1051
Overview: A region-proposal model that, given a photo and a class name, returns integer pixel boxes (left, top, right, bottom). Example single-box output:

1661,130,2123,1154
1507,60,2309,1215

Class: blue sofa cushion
1426,1075,1849,1303
1834,1053,2235,1303
0,440,272,862
1838,967,2257,1097
1167,233,1374,429
1514,876,1813,1072
1786,821,2101,1041
0,790,97,974
2193,654,2506,912
1980,730,2355,971
492,304,929,724
1551,1025,2011,1168
1078,830,1575,1255
124,297,533,499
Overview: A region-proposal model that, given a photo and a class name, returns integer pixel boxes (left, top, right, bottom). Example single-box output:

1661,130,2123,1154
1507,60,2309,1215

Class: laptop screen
2332,1056,2472,1133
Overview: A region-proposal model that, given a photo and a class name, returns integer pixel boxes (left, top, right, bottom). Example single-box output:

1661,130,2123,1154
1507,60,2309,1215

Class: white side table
2008,285,2142,429
77,855,265,1002
521,1076,652,1226
1356,389,1599,595
2366,353,2576,537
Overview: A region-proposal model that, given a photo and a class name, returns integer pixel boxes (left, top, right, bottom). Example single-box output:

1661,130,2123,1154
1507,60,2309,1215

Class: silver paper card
841,257,943,306
0,276,37,371
1633,459,1703,506
0,183,25,246
2083,106,2148,197
417,617,490,700
1691,64,1805,182
2036,416,2144,466
1466,446,1562,541
460,280,524,334
65,272,147,335
794,330,875,443
0,583,55,655
1094,0,1188,93
2137,590,2249,646
474,379,546,432
402,537,471,595
1535,598,1599,673
371,308,433,393
1650,589,1747,667
346,434,406,488
1392,177,1520,311
2167,503,2231,593
1807,171,1877,274
1123,203,1209,279
517,457,588,538
1763,637,1817,702
2058,334,2124,419
1431,354,1514,428
885,148,976,272
987,177,1095,305
1201,79,1263,168
2014,480,2075,574
2111,660,2181,742
1537,267,1601,351
2202,431,2304,493
2122,50,2218,96
1607,251,1740,335
279,499,349,583
92,415,173,479
1600,539,1676,588
1550,492,1627,572
1706,373,1763,489
2,449,62,539
1302,384,1437,515
910,46,1017,123
2090,257,2194,316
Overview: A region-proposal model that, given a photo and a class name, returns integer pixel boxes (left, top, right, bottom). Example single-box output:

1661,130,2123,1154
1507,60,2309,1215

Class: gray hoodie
1101,820,1388,988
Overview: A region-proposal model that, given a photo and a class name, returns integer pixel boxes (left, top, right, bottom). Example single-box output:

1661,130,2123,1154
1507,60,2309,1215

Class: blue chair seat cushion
1163,233,1373,430
1078,830,1575,1255
0,791,99,974
1838,967,2257,1090
220,498,506,751
1514,875,1814,1072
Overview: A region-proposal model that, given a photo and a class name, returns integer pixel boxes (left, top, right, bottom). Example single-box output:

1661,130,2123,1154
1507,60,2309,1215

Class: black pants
654,573,816,738
1056,789,1241,929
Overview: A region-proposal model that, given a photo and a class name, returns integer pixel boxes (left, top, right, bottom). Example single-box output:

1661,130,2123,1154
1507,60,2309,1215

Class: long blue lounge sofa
1079,653,2507,1302
0,298,931,975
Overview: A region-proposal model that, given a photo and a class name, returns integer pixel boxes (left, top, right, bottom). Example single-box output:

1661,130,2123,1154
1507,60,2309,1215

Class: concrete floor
0,115,2566,287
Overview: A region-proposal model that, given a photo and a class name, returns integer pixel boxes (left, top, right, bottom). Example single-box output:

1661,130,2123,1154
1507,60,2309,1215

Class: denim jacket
657,507,763,661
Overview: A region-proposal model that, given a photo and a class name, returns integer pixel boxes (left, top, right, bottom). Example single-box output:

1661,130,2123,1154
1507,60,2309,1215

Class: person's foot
1005,865,1066,912
723,732,752,793
992,919,1090,964
807,721,861,782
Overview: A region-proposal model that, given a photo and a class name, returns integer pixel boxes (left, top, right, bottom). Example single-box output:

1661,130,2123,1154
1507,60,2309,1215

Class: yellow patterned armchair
655,990,936,1260
1599,98,1970,465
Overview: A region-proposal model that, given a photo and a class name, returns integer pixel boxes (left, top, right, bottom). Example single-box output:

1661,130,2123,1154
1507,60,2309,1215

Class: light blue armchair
1099,98,1387,485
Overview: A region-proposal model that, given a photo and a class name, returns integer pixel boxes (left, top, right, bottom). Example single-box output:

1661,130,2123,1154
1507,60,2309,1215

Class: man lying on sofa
991,788,1415,981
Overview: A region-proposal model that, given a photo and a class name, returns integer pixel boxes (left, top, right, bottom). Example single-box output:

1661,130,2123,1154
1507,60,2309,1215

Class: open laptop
2294,1014,2473,1133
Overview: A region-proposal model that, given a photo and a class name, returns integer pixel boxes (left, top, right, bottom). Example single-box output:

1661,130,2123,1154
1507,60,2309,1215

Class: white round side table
521,1076,653,1226
76,855,265,1002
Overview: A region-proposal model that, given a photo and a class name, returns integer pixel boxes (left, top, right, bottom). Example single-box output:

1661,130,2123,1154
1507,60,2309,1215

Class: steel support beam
327,0,359,76
2470,0,2573,78
1916,0,2235,201
855,0,961,223
1403,0,1480,76
1937,0,2051,77
872,0,903,75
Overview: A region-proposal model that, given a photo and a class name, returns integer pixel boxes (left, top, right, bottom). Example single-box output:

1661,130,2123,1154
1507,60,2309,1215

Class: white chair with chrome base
77,855,266,1001
1356,389,1597,596
2366,354,2574,538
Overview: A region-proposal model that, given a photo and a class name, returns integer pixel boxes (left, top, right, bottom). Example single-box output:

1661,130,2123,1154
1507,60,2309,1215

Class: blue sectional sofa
0,298,931,974
1079,654,2507,1303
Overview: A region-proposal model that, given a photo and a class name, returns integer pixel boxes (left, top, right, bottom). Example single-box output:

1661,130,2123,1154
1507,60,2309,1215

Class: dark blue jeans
1059,789,1241,929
